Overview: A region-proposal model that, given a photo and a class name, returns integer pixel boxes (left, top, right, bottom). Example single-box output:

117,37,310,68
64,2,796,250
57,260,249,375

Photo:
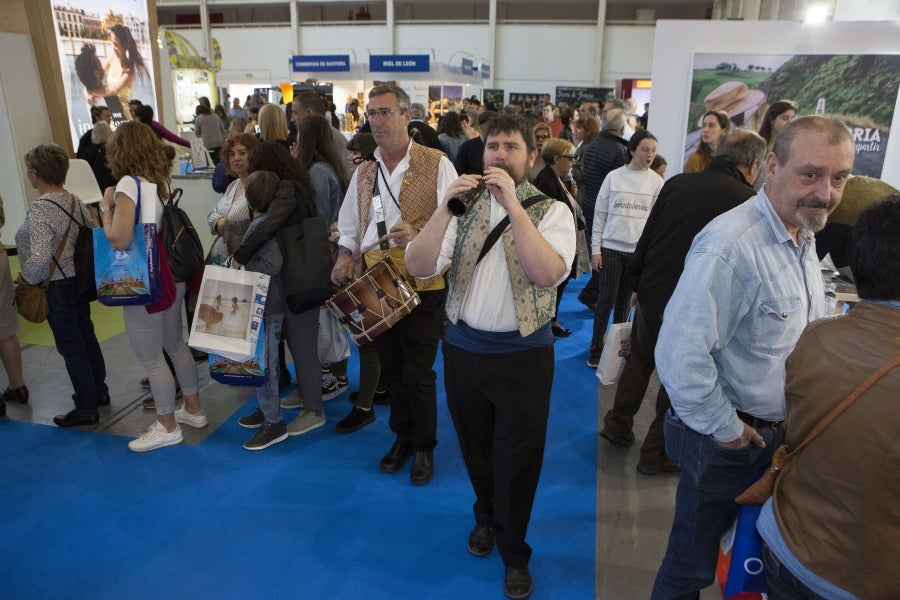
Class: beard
488,162,528,185
795,197,836,232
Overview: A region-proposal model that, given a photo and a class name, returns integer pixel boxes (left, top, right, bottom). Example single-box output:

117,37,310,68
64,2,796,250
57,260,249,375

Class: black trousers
443,341,553,568
374,288,445,451
602,301,671,464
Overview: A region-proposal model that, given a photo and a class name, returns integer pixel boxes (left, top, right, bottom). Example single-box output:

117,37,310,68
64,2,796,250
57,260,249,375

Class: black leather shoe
599,428,635,447
551,324,572,337
53,409,99,428
467,525,495,556
379,438,413,473
410,450,434,485
504,566,533,599
1,385,29,405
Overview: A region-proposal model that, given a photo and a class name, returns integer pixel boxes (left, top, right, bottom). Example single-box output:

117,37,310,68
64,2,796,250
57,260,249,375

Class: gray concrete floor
3,326,252,444
597,372,724,599
7,325,726,599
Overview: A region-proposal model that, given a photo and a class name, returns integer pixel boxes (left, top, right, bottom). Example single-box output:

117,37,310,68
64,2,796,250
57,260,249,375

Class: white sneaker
281,391,304,409
174,406,208,429
286,410,326,436
128,421,183,452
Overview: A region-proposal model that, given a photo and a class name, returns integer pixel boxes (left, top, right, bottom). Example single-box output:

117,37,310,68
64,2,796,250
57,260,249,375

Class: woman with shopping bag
99,121,206,452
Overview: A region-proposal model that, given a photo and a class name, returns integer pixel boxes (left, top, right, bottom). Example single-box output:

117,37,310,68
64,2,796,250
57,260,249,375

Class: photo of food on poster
687,53,900,178
51,0,157,146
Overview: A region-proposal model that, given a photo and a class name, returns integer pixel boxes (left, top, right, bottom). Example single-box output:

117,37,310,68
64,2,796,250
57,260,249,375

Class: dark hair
696,110,731,162
478,110,498,126
221,133,260,177
628,129,657,154
758,99,798,144
24,144,69,186
484,115,535,155
74,44,103,90
295,116,349,192
248,141,311,189
196,104,212,116
573,117,599,145
89,105,107,124
650,154,667,171
109,24,148,81
295,92,326,116
772,115,852,167
134,104,154,125
438,111,464,138
245,170,281,214
849,195,900,300
346,132,376,157
559,105,574,127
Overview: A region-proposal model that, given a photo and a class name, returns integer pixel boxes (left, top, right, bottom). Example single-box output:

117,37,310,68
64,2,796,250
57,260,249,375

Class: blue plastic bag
721,504,767,597
92,178,162,306
208,320,267,387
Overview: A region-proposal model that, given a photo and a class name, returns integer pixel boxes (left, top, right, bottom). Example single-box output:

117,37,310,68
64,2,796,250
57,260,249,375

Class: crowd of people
4,84,898,600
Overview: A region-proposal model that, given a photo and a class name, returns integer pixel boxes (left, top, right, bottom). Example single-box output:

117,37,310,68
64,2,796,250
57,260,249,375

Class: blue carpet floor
1,277,599,599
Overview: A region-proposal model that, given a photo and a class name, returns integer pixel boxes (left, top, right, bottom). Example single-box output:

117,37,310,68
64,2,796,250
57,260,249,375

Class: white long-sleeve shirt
591,165,663,254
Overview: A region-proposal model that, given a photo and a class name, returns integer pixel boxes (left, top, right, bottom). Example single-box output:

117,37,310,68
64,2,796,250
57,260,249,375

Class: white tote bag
189,265,270,361
595,309,635,385
318,306,351,365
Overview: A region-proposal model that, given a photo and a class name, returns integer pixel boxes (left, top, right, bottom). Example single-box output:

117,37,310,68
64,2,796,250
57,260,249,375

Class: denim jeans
762,543,829,600
46,277,108,414
256,313,284,424
650,412,783,600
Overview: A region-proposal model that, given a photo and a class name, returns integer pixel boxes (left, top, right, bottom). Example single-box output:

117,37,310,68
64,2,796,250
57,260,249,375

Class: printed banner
687,53,900,178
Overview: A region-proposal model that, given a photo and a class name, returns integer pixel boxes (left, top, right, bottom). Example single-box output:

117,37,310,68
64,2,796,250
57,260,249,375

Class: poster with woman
51,1,157,146
686,53,900,178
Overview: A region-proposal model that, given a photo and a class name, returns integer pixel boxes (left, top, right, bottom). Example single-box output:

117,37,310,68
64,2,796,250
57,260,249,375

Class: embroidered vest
355,143,445,290
445,181,557,336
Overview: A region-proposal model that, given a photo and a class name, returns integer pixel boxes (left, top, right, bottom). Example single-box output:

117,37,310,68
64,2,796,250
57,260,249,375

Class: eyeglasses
350,155,367,165
365,108,399,120
535,134,550,140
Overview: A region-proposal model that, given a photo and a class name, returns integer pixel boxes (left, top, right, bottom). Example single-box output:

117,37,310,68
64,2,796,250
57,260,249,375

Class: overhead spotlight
804,4,829,23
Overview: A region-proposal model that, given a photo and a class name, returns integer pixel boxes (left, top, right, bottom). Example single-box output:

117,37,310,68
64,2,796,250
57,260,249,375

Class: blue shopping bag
93,177,162,306
208,320,268,387
719,504,767,598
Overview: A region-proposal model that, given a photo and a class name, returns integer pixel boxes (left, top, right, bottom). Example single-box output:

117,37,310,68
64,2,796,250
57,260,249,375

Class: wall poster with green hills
686,53,900,178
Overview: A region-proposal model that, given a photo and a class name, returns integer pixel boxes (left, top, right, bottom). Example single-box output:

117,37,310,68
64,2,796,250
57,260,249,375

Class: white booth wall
0,33,54,236
649,19,900,189
162,22,655,113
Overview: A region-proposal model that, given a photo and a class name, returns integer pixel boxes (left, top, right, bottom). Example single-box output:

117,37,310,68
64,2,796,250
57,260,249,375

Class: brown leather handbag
15,214,72,323
735,354,900,505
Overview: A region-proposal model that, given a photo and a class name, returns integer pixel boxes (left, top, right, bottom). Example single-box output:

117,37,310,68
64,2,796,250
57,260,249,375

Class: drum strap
372,163,402,253
476,193,549,265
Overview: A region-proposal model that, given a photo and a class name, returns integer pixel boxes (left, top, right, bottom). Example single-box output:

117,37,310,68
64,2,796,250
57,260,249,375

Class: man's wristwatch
337,248,352,258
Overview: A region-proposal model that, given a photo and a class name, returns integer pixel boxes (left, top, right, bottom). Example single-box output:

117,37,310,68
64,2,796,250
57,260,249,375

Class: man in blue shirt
650,115,855,599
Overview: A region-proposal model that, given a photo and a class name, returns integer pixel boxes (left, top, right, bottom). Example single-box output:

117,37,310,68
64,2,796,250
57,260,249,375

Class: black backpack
47,198,96,302
159,188,204,282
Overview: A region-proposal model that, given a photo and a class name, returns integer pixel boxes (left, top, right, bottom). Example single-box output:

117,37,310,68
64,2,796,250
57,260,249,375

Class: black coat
581,131,628,243
407,120,441,151
626,157,756,314
453,136,485,175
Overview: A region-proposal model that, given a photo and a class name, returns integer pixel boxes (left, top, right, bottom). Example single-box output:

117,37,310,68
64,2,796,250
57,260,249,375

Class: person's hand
215,217,226,236
442,174,483,212
331,253,355,286
381,220,418,248
715,422,765,450
629,291,638,310
591,253,603,271
481,166,517,211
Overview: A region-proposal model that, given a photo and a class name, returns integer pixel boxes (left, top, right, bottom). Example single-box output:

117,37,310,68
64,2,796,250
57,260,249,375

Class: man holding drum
406,115,576,599
331,83,456,485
